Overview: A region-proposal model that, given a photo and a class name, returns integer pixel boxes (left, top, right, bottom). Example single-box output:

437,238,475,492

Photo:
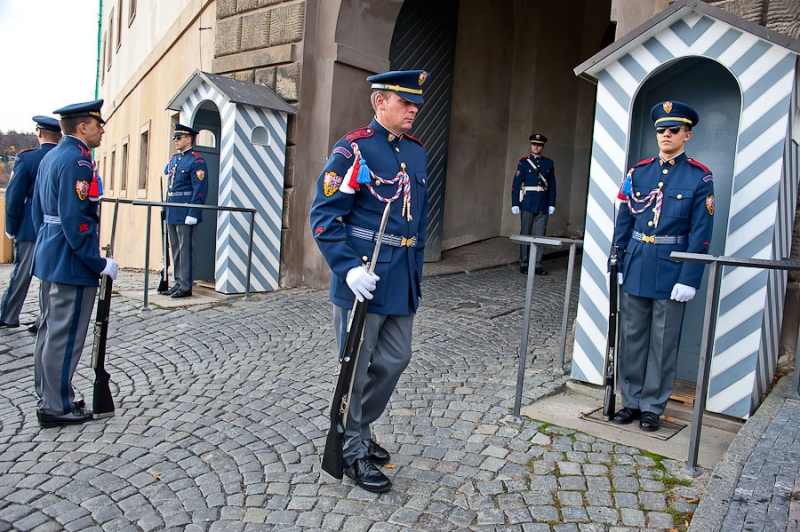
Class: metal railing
508,235,584,419
101,198,258,308
670,251,800,476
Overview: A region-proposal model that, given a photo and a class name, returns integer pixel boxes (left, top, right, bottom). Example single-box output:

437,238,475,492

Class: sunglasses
656,126,684,135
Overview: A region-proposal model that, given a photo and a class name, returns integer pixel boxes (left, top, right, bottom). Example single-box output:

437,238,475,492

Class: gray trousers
617,291,685,415
333,304,414,465
519,211,549,268
1,239,34,325
34,281,97,415
167,224,195,291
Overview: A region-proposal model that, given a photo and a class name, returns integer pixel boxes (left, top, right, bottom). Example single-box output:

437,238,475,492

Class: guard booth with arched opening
167,70,296,294
571,0,800,419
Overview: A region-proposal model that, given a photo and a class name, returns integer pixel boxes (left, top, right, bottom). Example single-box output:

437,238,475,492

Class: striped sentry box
572,2,799,419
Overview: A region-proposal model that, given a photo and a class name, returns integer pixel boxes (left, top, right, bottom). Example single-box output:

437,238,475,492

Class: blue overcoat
5,143,57,241
511,155,556,214
310,119,429,316
165,148,208,224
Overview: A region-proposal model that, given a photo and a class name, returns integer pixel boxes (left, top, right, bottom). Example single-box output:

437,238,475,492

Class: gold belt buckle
641,234,655,244
400,236,414,247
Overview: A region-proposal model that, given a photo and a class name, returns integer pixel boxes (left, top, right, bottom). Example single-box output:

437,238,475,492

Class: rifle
91,197,120,418
157,176,171,293
603,246,620,421
321,202,392,479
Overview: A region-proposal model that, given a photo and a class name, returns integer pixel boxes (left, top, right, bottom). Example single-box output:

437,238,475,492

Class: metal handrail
101,198,258,307
670,251,800,476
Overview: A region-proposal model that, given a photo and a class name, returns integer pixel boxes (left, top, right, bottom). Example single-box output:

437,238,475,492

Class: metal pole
142,205,152,311
245,212,255,301
513,243,538,419
558,242,577,370
684,260,721,476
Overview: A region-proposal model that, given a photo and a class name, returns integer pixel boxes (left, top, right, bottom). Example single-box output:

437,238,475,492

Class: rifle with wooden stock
321,202,392,479
91,198,120,418
603,246,620,421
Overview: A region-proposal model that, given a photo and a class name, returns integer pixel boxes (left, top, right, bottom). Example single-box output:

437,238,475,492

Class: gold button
422,179,426,184
658,182,664,187
662,169,668,174
635,191,641,197
677,194,682,199
375,181,380,186
362,256,368,262
395,147,400,152
648,221,653,227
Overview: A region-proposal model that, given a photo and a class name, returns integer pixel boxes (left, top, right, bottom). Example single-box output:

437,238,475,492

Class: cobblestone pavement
0,257,710,531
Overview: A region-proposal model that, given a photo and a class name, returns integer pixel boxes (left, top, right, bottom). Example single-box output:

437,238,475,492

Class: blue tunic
5,143,57,242
613,153,714,299
31,136,106,286
165,148,208,224
511,155,556,214
310,119,429,316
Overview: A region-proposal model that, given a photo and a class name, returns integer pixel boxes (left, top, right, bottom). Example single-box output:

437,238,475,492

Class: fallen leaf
153,473,161,479
687,498,699,503
384,463,396,469
664,415,675,423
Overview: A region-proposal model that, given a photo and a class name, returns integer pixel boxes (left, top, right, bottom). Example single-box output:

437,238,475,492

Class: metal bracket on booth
508,235,583,421
670,251,800,477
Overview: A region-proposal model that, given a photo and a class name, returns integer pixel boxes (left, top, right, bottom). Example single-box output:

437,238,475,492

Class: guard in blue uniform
611,101,714,432
1,116,62,330
162,124,208,298
310,69,430,493
31,99,119,428
511,134,557,274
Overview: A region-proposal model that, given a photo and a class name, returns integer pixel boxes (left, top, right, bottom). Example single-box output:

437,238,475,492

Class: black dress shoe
27,324,38,334
344,457,392,493
171,289,193,298
37,405,93,429
640,411,660,432
159,284,180,296
534,267,548,276
611,407,641,425
0,321,20,329
365,440,391,464
520,266,528,274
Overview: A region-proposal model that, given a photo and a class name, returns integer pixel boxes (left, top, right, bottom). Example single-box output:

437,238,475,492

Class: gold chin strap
654,117,693,125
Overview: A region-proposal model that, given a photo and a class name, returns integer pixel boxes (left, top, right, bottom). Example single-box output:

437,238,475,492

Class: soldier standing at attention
611,101,714,432
161,124,208,299
31,100,118,428
511,134,556,275
2,116,62,330
310,70,430,493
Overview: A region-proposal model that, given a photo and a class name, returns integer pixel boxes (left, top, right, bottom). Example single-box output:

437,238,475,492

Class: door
191,102,221,283
629,57,741,383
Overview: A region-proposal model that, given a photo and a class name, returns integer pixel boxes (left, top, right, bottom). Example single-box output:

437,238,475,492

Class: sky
0,1,100,134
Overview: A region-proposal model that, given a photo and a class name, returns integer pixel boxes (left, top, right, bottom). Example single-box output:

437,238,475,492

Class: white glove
617,273,624,286
185,216,198,225
101,258,119,281
548,206,555,215
346,266,380,302
607,272,624,292
511,206,520,215
671,283,696,302
5,232,13,240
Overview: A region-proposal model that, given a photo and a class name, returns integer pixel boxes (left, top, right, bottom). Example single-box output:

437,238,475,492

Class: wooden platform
581,407,687,440
670,379,696,406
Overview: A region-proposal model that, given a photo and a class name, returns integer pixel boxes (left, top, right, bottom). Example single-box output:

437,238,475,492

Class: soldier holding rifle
310,70,430,493
610,101,714,432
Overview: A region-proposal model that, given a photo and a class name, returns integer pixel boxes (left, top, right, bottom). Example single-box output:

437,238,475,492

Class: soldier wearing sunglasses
609,101,714,432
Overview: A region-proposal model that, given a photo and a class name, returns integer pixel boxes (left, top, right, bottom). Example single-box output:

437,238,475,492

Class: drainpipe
95,0,102,99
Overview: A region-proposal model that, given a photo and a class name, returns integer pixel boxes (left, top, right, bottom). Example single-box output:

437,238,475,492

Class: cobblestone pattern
721,397,800,532
0,260,707,531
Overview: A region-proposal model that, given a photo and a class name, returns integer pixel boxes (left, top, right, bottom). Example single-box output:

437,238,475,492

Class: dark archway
191,100,221,284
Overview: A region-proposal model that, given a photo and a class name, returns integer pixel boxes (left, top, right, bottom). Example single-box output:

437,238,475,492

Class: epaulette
541,156,552,161
519,156,528,162
16,148,36,155
404,133,424,147
687,158,711,173
344,126,375,143
190,151,201,158
630,156,656,170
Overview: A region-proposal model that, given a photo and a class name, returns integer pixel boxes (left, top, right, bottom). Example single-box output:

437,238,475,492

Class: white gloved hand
185,216,198,225
671,283,696,302
548,206,555,215
346,266,380,302
617,273,624,286
101,258,119,281
607,271,624,292
5,232,13,240
511,206,520,215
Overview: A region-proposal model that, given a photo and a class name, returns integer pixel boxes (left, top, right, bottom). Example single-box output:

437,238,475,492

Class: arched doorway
191,101,221,284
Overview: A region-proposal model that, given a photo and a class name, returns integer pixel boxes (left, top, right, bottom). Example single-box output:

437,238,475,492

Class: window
251,126,270,146
107,9,114,69
116,0,123,50
109,147,116,191
128,0,136,26
101,32,107,82
138,122,149,190
102,155,107,193
196,129,217,148
120,138,129,195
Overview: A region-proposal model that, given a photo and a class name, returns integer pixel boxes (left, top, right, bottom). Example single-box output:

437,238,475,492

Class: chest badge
75,180,90,201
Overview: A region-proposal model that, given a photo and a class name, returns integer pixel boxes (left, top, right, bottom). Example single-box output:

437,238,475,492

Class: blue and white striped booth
572,0,800,418
168,71,296,294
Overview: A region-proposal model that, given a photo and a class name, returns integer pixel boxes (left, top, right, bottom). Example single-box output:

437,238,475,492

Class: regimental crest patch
663,101,673,114
706,195,714,215
323,171,343,196
75,180,90,200
196,169,205,181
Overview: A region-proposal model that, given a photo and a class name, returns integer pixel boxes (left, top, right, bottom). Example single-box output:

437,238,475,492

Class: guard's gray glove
101,258,119,281
670,283,696,302
346,266,380,302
